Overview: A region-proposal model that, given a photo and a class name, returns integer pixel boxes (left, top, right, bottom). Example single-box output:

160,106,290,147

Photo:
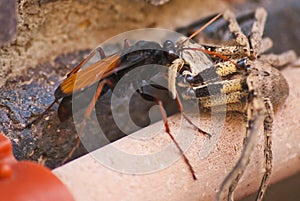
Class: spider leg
259,50,298,68
216,79,266,201
223,10,250,57
202,9,255,59
259,37,273,54
249,8,267,58
255,98,273,201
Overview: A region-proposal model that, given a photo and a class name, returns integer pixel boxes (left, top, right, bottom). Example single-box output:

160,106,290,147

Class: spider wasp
26,7,297,201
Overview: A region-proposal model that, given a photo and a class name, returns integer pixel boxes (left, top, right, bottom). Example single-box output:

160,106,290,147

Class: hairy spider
189,8,297,201
173,8,297,201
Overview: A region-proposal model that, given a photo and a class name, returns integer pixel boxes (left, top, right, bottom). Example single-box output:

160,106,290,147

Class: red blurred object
0,132,74,201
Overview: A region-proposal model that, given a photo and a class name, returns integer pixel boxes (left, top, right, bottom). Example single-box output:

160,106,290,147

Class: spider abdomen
249,60,289,109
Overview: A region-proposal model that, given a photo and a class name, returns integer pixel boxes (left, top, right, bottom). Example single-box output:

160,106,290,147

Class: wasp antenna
179,12,223,46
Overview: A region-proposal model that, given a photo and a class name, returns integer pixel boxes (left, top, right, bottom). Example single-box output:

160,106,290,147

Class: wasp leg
249,8,267,58
181,112,212,139
61,79,107,164
156,99,197,180
24,99,59,128
223,9,250,57
168,58,184,99
216,81,266,201
175,93,211,138
138,86,197,180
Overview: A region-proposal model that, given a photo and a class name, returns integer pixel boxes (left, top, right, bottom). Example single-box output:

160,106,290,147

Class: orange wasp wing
55,53,121,99
65,48,101,78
